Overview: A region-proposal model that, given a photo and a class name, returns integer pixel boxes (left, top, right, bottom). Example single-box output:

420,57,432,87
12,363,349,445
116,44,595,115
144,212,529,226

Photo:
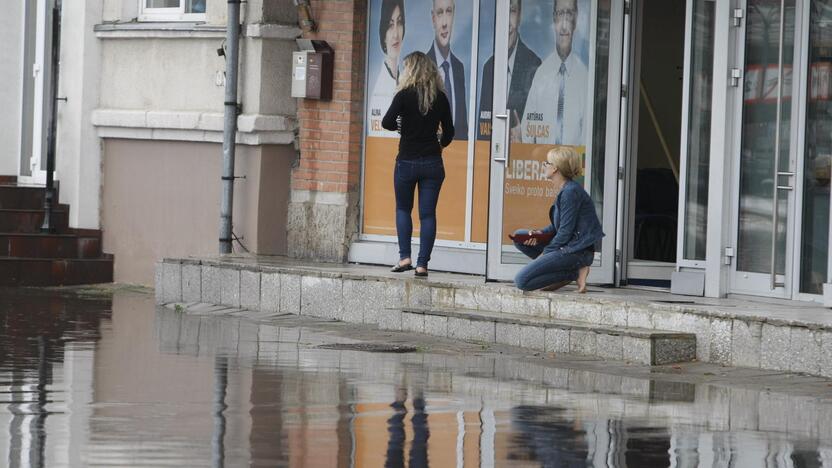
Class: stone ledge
399,306,696,365
92,109,297,146
154,257,832,379
95,23,226,39
401,306,693,339
163,256,832,332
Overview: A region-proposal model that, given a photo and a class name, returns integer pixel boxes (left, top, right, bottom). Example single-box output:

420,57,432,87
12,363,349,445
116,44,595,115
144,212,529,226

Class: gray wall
101,139,292,285
0,2,24,176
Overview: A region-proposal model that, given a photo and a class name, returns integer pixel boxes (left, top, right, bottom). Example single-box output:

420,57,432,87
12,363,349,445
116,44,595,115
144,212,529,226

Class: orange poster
500,143,586,246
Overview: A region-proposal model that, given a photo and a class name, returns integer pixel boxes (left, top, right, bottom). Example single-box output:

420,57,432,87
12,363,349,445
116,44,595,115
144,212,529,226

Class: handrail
40,0,63,233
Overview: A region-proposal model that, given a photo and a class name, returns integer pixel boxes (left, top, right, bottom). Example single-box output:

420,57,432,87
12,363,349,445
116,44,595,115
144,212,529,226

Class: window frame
138,0,206,22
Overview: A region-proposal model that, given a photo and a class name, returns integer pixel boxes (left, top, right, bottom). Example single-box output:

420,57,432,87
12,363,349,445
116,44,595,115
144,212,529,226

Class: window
139,0,206,21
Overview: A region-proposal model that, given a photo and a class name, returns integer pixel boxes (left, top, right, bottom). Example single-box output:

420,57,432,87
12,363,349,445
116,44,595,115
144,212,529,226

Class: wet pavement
2,287,832,467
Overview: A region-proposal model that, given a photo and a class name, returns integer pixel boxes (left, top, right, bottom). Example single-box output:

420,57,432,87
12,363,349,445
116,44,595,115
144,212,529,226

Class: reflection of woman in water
371,0,406,125
385,385,430,468
512,147,603,293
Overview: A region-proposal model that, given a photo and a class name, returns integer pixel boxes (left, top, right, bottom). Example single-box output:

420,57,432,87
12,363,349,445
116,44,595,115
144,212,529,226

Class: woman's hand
523,229,541,246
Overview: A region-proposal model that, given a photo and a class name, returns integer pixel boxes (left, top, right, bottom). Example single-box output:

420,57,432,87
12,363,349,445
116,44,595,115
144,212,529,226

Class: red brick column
288,0,367,261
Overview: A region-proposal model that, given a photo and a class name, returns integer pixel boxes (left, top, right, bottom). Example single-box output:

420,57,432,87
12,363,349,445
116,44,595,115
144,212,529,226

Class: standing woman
382,52,454,277
512,147,603,292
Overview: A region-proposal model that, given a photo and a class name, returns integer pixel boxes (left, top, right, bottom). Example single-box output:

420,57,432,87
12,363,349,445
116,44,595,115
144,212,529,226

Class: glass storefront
358,0,832,301
363,0,483,244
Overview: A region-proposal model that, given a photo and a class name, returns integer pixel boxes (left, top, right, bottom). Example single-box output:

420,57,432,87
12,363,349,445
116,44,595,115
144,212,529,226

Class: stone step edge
399,306,695,341
160,302,706,406
391,308,695,366
162,258,830,332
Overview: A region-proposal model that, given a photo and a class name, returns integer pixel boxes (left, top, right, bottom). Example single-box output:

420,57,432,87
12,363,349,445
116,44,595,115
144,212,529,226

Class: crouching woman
513,147,604,293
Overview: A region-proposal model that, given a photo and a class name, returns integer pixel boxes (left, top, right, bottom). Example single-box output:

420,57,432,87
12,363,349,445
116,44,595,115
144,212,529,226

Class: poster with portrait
472,0,593,247
363,0,474,241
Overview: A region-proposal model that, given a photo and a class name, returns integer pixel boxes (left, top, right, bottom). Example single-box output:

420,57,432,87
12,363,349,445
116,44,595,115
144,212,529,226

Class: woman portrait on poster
370,0,406,129
511,146,603,293
382,52,454,277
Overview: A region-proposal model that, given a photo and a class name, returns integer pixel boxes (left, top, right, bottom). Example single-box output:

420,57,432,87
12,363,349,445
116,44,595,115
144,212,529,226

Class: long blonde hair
397,52,443,115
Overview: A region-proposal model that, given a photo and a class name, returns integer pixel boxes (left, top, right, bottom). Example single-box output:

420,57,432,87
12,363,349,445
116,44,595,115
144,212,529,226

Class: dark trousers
394,157,445,268
512,229,594,291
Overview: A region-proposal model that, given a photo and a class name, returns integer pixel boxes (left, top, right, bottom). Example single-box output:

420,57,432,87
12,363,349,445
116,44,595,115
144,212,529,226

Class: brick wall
293,0,366,195
287,0,367,261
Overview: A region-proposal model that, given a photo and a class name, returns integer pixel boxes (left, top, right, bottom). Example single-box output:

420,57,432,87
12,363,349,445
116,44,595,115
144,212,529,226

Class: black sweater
381,87,455,159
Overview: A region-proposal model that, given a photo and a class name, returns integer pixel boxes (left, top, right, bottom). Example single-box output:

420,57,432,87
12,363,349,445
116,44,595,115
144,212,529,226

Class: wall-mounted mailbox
291,39,333,100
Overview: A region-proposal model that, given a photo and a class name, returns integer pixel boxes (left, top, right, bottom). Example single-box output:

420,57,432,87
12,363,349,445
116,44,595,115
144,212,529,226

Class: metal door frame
728,0,804,298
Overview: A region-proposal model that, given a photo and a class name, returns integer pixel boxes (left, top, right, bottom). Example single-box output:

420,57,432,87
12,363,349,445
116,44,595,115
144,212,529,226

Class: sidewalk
155,255,832,379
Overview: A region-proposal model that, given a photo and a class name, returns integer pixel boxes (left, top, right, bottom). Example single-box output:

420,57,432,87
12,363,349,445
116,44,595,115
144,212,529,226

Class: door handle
495,113,508,119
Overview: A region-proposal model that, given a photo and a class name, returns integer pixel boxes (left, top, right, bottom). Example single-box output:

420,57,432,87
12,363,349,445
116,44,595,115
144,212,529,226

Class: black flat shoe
414,268,428,277
391,262,414,273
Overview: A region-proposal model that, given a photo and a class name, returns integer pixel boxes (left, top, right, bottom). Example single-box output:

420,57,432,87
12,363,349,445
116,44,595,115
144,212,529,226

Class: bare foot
577,266,590,293
539,280,571,292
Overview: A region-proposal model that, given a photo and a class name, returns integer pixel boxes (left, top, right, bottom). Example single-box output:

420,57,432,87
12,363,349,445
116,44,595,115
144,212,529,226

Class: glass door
731,0,800,297
486,0,622,284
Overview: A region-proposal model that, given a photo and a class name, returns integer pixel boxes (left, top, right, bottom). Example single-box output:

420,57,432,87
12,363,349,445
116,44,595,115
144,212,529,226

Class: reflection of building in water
0,292,109,468
4,295,832,467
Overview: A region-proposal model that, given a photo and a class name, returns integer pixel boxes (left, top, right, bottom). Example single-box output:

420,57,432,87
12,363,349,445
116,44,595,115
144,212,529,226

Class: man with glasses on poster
518,0,587,146
427,0,469,140
479,0,542,139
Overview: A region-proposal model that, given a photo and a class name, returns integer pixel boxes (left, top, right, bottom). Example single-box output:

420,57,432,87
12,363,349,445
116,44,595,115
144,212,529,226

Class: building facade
2,0,831,303
340,0,832,304
1,0,300,285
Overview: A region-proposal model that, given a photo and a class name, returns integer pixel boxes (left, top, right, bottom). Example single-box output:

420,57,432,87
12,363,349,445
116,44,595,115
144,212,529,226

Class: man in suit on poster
427,0,469,140
478,0,542,139
519,0,588,146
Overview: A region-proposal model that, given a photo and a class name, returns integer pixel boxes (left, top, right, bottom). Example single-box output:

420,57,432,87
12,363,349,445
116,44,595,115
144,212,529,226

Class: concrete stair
395,306,697,365
0,177,113,286
155,258,832,378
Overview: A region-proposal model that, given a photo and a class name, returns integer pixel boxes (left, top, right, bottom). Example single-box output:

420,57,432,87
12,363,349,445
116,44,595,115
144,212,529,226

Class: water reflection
384,386,430,468
0,289,108,468
1,289,832,467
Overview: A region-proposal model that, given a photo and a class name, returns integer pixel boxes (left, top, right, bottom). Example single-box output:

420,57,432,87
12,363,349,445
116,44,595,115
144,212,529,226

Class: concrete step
390,306,696,366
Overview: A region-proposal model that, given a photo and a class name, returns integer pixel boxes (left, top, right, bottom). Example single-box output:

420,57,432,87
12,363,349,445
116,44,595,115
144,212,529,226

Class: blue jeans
394,157,445,268
512,229,594,291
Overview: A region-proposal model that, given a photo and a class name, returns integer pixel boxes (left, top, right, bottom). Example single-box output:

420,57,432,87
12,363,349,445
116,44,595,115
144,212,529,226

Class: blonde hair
397,52,443,115
546,146,583,180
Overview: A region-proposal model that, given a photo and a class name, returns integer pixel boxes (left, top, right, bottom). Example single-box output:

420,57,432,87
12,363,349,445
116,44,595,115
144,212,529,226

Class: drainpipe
40,0,63,233
219,0,241,254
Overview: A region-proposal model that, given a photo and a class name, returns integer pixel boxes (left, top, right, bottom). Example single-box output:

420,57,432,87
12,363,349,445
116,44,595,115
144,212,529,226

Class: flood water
1,288,832,467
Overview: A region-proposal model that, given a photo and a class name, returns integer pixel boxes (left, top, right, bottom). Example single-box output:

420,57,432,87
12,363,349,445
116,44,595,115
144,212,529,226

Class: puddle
0,288,830,467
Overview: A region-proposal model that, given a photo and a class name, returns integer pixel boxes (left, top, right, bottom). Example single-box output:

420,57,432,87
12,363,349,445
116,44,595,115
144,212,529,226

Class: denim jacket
539,180,604,254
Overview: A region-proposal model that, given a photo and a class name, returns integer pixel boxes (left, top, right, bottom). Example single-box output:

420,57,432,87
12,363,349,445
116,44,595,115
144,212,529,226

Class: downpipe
219,0,242,254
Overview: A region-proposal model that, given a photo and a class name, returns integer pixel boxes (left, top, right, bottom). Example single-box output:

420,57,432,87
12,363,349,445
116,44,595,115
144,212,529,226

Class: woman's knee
418,207,437,219
513,270,534,291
